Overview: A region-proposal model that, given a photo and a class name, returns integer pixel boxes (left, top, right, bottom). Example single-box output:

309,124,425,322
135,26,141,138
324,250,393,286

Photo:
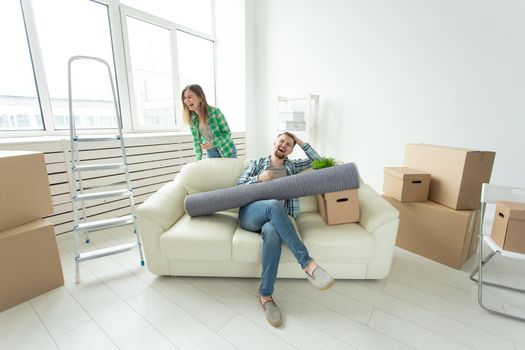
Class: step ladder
67,55,144,283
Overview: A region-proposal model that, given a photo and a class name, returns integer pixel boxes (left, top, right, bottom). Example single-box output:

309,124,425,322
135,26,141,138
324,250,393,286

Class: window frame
14,0,54,136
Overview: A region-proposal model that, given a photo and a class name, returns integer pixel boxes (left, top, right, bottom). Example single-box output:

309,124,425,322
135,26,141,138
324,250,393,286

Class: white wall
215,0,246,132
248,0,525,192
244,0,257,156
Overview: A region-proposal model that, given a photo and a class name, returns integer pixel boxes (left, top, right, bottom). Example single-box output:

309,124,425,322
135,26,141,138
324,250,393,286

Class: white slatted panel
0,132,245,235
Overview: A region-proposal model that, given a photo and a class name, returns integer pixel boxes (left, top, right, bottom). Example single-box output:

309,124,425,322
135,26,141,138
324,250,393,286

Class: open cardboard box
316,189,359,225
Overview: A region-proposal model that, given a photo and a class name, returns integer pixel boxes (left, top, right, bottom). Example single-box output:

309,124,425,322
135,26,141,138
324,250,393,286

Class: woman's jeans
206,145,237,158
239,199,312,296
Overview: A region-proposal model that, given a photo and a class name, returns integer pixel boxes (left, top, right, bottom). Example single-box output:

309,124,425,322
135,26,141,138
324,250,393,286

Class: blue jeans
206,145,237,159
239,199,312,296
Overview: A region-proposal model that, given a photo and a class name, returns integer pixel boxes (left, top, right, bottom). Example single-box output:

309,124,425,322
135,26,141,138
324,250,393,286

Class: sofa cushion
299,195,318,213
296,213,374,262
232,216,302,264
160,212,238,261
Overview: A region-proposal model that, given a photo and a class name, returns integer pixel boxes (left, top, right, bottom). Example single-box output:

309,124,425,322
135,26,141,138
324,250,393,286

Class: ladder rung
73,163,126,172
76,215,134,232
73,135,121,142
73,189,132,202
76,242,139,262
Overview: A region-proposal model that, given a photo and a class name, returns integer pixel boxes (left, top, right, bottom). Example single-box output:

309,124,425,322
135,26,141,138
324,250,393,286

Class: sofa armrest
136,179,187,275
137,179,187,231
358,184,400,278
136,215,170,275
358,184,399,233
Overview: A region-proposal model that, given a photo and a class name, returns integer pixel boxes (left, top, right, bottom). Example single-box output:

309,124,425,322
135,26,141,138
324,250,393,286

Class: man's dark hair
277,132,296,147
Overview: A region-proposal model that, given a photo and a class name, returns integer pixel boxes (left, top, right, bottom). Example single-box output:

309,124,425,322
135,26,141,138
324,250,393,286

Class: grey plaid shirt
236,143,321,218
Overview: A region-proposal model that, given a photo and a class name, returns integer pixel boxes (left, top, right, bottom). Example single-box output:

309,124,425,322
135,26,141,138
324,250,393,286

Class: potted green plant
312,157,338,170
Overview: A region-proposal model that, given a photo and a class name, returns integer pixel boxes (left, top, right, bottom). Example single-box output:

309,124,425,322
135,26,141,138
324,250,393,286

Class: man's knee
261,222,281,245
265,199,285,214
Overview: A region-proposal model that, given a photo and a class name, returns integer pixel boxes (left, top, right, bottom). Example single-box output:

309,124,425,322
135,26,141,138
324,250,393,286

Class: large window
0,0,217,135
125,16,175,129
31,0,117,130
0,0,43,131
177,31,215,105
122,6,216,129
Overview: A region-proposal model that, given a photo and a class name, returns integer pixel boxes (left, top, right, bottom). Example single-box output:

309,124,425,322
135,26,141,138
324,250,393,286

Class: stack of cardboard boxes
0,151,64,311
383,144,496,269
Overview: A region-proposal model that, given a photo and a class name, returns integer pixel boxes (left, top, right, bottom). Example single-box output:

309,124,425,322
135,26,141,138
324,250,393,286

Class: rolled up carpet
184,162,360,217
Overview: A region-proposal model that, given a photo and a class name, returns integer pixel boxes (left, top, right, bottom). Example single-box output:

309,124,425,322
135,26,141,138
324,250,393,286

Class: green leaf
312,157,338,169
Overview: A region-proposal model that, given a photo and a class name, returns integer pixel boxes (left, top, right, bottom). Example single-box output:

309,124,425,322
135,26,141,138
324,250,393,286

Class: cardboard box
279,111,305,122
383,195,479,269
316,189,359,225
278,120,306,132
491,201,525,254
404,144,495,210
0,219,64,312
0,151,53,232
383,167,430,202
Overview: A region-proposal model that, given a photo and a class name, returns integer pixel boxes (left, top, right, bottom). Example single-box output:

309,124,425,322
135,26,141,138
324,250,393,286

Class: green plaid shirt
236,143,321,218
190,106,235,160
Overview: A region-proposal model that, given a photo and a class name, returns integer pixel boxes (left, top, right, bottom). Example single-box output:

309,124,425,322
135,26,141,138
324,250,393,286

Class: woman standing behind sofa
182,84,237,160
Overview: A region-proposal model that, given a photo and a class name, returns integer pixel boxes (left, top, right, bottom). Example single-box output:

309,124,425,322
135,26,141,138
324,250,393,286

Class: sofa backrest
178,158,246,194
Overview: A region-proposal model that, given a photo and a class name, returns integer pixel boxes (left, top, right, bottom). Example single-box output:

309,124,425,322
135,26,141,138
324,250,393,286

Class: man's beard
273,150,285,160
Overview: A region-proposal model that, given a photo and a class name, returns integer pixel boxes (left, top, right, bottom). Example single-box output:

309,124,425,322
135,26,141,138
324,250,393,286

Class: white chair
469,183,525,322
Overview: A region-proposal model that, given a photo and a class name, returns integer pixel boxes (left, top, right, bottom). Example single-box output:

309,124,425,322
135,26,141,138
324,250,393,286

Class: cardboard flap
407,143,479,153
383,167,430,181
324,189,357,201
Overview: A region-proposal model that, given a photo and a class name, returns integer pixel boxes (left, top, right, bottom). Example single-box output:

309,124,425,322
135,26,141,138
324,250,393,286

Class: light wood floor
1,227,525,350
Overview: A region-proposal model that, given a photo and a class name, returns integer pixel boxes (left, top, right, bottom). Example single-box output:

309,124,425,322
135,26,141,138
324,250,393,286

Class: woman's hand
202,141,213,150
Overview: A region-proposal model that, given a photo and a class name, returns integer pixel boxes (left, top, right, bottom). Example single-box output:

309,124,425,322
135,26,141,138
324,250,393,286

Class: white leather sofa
136,158,399,279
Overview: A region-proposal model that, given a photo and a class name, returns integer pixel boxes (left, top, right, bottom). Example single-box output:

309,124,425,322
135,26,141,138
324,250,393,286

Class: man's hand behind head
278,131,304,147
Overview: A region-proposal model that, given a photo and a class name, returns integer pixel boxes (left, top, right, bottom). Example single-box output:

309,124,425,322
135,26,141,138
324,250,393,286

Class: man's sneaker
261,298,282,328
306,266,335,290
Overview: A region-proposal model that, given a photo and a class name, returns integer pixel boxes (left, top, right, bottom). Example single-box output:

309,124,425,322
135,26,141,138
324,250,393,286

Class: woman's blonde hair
181,84,209,126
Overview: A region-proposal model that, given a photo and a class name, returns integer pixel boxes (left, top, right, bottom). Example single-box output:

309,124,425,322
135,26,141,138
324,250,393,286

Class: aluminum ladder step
73,135,121,142
73,163,126,172
73,189,132,202
76,242,139,262
76,215,134,232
